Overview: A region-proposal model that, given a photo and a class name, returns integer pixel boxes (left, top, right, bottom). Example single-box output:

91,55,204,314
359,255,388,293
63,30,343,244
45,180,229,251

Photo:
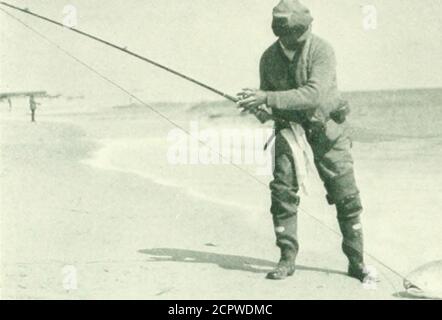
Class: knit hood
272,0,313,38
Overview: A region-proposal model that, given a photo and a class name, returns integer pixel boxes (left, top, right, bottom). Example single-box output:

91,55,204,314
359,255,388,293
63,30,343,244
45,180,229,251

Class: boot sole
266,270,295,280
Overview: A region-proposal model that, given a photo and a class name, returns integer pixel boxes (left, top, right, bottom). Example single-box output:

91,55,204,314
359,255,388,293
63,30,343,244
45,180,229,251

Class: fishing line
0,1,238,103
1,6,406,291
0,8,266,187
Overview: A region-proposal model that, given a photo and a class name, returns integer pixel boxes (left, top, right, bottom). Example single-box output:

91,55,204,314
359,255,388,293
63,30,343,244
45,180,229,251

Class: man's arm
238,55,274,124
266,41,337,112
252,56,274,123
260,55,273,92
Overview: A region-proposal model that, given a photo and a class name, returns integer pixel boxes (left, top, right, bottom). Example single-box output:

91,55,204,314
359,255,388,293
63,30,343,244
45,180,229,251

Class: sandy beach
1,93,441,300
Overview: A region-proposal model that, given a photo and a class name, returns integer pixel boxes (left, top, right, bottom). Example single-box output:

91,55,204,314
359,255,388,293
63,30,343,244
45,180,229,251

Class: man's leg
336,194,365,280
267,133,300,280
327,170,365,280
306,121,368,281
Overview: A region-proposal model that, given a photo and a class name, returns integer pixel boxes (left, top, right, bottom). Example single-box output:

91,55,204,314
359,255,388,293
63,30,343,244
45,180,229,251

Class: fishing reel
330,100,351,124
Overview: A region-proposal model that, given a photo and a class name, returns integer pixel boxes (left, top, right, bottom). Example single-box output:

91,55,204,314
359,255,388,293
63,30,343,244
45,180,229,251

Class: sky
1,0,441,104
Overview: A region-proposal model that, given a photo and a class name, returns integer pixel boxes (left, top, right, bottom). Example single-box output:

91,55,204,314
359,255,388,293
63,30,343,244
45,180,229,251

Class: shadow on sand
139,248,347,276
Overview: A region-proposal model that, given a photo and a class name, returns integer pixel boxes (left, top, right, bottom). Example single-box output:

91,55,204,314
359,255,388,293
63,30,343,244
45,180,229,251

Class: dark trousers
270,120,364,266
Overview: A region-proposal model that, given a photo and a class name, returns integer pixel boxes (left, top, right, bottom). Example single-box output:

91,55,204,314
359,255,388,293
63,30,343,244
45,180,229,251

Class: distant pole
8,98,12,111
29,95,36,122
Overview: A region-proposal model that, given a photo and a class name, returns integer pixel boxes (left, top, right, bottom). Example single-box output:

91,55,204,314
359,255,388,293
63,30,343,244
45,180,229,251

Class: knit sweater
260,33,342,125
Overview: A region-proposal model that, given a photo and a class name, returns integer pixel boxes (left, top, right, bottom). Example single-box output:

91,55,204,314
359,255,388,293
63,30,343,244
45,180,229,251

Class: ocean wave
82,138,263,214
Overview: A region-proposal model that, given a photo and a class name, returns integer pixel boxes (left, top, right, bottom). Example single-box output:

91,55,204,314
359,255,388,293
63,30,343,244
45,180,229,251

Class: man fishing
1,0,378,285
238,0,374,283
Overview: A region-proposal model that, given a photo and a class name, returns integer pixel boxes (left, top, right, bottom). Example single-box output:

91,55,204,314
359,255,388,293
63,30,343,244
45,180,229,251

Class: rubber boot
339,217,365,279
336,195,370,282
266,246,297,280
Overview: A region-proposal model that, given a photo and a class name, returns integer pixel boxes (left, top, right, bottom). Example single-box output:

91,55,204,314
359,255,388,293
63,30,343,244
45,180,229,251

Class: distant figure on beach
29,95,39,122
8,98,12,112
238,0,376,284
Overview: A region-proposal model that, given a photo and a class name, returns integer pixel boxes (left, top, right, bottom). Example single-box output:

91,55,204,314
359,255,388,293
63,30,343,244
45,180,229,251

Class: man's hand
237,88,268,111
241,104,273,124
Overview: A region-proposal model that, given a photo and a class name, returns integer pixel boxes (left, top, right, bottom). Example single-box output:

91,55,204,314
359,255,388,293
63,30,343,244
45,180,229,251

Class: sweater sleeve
266,41,336,111
259,54,272,91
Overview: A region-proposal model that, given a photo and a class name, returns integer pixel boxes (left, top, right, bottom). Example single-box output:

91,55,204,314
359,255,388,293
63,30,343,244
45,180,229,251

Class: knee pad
336,194,363,220
270,191,300,220
324,171,360,205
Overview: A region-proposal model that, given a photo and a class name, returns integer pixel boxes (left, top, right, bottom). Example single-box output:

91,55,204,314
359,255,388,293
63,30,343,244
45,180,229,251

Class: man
238,0,372,282
29,95,39,122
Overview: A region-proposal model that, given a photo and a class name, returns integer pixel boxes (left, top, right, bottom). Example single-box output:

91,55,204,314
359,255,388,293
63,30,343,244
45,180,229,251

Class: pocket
305,120,345,156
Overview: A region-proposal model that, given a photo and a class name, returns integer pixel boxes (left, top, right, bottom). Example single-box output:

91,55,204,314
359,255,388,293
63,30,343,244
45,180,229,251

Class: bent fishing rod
0,1,239,103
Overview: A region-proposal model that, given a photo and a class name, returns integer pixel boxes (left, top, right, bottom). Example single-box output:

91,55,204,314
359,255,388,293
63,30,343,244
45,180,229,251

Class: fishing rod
0,1,239,103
